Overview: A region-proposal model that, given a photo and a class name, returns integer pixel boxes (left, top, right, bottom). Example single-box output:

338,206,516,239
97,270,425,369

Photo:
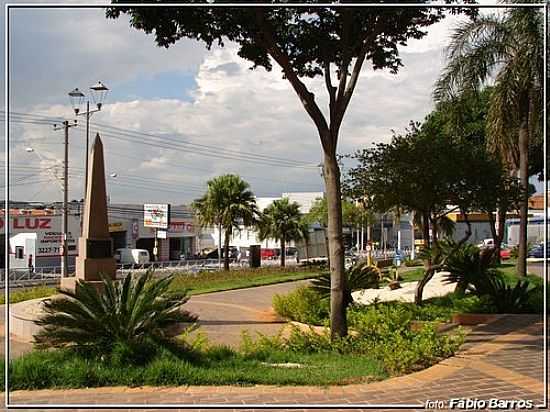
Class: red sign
0,217,52,230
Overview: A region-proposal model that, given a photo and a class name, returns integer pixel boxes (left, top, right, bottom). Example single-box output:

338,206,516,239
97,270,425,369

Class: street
527,260,548,278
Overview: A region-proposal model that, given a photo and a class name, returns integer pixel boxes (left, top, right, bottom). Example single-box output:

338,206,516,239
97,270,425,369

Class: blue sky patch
109,71,198,103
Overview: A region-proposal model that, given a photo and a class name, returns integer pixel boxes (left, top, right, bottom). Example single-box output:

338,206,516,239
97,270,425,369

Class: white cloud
6,4,494,204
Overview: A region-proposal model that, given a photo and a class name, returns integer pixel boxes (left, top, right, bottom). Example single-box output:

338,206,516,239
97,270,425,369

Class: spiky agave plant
34,270,197,357
311,260,381,308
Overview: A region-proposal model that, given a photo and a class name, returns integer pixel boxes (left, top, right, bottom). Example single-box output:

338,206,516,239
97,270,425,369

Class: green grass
168,266,320,296
4,345,386,390
495,261,543,287
1,267,320,305
397,267,426,283
0,286,57,305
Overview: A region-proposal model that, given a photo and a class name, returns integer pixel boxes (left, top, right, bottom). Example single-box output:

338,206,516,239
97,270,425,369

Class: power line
4,110,320,169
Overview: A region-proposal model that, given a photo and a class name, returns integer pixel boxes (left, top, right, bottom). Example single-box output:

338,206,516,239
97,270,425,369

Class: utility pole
62,121,69,278
54,120,77,278
85,101,90,193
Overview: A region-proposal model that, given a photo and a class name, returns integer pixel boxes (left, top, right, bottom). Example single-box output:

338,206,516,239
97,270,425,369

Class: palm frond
33,270,197,355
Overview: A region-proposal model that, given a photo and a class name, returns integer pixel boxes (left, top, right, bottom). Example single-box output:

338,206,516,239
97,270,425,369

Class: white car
114,248,150,265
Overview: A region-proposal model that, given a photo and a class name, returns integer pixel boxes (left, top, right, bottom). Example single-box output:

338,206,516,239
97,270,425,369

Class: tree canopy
257,197,303,267
108,0,476,337
193,174,258,270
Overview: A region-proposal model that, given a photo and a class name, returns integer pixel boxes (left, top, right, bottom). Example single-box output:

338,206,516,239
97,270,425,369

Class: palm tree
193,174,258,270
257,198,303,267
296,218,311,263
34,271,197,360
434,3,543,276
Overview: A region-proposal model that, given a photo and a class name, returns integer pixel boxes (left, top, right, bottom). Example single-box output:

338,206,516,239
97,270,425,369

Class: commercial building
2,202,199,270
107,203,198,261
207,192,325,253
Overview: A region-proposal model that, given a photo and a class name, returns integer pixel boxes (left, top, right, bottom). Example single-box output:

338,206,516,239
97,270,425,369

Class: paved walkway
0,280,309,359
352,271,456,304
184,281,309,347
4,314,545,411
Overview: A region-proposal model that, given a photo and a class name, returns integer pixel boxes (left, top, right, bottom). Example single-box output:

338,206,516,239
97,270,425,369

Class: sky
2,1,544,205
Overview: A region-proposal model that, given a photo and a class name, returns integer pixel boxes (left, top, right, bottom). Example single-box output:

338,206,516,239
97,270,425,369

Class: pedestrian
236,249,242,266
28,254,34,274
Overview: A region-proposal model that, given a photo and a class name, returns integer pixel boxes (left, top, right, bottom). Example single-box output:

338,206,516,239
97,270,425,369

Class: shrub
347,305,464,374
34,270,197,361
437,242,540,313
0,286,56,305
526,285,545,313
483,276,533,313
403,258,422,267
272,286,328,325
311,260,380,307
253,303,464,376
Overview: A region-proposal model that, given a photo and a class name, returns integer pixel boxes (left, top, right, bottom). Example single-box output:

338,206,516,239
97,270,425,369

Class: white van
114,248,150,265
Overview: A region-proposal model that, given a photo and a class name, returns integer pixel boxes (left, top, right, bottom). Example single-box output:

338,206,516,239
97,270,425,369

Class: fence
0,259,223,288
0,257,302,289
0,249,411,289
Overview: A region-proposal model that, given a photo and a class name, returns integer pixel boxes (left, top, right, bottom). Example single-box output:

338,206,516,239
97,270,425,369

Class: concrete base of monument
74,257,117,282
59,277,114,294
9,297,51,343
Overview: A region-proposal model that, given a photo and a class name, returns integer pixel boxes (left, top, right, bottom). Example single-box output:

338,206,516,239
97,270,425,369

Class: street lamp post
68,81,110,195
108,172,117,204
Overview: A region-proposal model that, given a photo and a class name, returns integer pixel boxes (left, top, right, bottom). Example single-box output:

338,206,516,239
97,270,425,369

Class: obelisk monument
60,133,117,292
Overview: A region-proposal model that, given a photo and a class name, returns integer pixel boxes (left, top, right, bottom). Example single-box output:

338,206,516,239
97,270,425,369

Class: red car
261,248,276,259
500,248,511,260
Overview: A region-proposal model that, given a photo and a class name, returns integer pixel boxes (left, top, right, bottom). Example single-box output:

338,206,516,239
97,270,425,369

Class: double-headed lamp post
68,81,110,195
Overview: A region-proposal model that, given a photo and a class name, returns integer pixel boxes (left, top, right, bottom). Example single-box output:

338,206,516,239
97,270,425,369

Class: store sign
131,219,139,240
36,231,78,257
0,216,54,231
108,222,125,232
141,219,195,238
144,204,170,229
1,215,80,236
157,230,167,239
168,220,194,234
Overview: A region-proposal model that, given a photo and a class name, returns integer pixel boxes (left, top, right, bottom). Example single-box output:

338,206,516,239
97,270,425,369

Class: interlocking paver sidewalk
3,314,546,411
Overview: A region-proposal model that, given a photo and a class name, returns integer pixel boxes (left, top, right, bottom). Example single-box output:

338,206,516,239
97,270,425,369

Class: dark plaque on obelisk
60,133,117,292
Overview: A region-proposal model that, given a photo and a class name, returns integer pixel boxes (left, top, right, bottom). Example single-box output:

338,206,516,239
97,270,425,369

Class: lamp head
90,81,109,110
68,87,85,115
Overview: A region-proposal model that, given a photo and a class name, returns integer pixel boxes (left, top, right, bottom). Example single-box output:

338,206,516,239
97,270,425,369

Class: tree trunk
488,211,500,265
410,211,416,260
431,216,439,244
223,229,230,271
218,223,222,269
324,228,330,265
422,211,430,248
415,265,436,305
324,152,347,339
496,208,506,261
454,212,472,295
517,111,529,277
280,235,286,267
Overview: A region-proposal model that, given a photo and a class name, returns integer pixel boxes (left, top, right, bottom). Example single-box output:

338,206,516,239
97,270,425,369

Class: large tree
434,2,544,276
257,197,303,267
192,174,258,270
345,118,519,303
346,123,455,249
108,0,473,338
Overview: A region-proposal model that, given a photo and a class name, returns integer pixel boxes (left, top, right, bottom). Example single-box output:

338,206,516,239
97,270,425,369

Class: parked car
286,247,298,257
478,238,495,249
527,243,546,259
115,248,150,265
500,247,511,260
261,248,276,259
